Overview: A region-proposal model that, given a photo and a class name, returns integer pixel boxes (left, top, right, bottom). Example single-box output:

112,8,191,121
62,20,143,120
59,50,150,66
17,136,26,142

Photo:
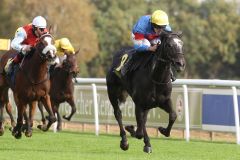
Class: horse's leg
0,101,4,136
142,110,152,153
5,102,16,128
107,84,129,151
21,109,29,132
25,101,37,137
158,99,177,137
12,103,26,139
63,98,76,121
55,104,62,131
134,106,145,139
39,95,56,131
38,101,47,125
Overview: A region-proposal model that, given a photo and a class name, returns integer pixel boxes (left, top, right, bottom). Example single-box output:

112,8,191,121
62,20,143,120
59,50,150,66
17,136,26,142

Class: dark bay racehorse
38,51,79,131
106,31,185,153
0,33,57,138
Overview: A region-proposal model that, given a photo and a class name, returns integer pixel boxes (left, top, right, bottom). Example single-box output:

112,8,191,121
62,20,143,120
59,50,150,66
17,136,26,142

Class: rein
151,36,173,85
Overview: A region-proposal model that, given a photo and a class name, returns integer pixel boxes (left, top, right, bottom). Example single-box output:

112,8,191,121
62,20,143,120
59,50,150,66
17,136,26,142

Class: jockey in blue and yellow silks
131,10,171,52
121,10,176,81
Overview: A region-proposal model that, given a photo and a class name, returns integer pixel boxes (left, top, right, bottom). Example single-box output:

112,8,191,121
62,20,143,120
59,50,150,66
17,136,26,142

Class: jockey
5,16,48,74
121,10,176,81
54,38,75,68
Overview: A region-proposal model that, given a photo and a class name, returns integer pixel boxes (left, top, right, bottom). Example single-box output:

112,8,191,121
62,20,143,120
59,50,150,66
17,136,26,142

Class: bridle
151,33,183,85
62,56,79,78
36,33,56,62
19,33,56,85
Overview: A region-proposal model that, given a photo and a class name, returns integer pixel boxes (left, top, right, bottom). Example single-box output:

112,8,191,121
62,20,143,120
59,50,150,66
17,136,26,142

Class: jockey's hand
148,45,158,52
21,45,32,55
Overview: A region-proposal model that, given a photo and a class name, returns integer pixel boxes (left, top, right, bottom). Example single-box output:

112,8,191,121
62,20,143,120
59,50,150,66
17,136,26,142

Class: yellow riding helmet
151,10,169,26
59,38,72,50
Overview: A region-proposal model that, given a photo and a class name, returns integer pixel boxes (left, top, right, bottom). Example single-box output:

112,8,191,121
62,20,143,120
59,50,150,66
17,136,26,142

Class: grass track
0,129,240,160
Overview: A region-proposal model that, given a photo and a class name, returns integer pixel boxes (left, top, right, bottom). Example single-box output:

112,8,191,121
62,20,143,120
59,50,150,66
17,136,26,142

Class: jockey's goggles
152,24,166,29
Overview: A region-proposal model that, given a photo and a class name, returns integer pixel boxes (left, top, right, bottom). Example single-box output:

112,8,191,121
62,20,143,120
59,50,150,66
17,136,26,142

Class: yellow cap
59,38,72,49
151,10,169,26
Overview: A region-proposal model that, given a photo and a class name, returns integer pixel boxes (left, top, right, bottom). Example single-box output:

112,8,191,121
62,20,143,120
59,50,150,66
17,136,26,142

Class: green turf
0,129,240,160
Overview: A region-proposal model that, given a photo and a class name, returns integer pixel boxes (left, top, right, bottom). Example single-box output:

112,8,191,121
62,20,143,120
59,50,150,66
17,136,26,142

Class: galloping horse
106,31,185,153
38,51,79,131
0,33,57,138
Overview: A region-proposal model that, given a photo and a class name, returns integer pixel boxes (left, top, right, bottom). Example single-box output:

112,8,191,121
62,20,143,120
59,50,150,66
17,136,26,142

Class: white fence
75,78,240,144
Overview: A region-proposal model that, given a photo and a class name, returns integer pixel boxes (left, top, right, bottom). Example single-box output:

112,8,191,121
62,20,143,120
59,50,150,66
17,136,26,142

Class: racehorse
38,51,79,131
106,31,185,153
0,33,57,138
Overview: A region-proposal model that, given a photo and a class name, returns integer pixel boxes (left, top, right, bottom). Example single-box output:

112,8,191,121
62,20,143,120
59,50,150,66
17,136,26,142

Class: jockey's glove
21,45,32,55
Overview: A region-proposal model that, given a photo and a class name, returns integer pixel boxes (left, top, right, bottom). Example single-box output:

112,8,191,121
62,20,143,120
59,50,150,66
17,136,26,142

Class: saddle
114,48,153,77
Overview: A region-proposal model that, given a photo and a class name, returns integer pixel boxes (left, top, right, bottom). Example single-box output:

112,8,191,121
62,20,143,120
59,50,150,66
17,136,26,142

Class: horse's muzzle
174,60,185,72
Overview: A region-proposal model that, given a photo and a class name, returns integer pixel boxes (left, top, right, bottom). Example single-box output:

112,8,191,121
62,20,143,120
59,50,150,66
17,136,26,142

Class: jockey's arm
132,33,151,52
55,55,67,67
11,27,27,53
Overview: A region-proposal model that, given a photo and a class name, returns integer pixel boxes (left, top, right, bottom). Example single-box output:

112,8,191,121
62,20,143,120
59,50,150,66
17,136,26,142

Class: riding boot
170,67,176,82
5,53,24,75
121,56,132,77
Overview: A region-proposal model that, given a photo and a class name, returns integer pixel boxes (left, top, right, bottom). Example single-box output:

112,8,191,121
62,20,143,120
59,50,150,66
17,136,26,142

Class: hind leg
107,79,129,151
0,102,4,136
0,88,11,136
39,95,56,131
158,99,177,137
5,102,16,128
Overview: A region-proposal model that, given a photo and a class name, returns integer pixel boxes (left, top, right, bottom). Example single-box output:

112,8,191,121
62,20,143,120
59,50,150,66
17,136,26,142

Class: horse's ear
75,48,80,55
176,31,183,37
48,25,52,34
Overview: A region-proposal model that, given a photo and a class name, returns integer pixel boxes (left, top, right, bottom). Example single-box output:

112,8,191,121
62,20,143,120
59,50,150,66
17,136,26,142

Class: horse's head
62,50,79,78
156,31,185,72
35,33,57,64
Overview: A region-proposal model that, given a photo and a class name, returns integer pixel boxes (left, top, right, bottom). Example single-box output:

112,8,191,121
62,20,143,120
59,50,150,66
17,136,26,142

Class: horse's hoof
120,140,129,151
143,146,152,153
158,127,170,137
40,125,48,132
12,131,22,139
11,122,16,128
25,131,32,137
125,125,135,137
37,125,42,130
63,115,71,121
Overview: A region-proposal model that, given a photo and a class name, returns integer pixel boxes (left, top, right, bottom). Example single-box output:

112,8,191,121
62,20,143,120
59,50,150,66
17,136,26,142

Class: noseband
37,34,56,61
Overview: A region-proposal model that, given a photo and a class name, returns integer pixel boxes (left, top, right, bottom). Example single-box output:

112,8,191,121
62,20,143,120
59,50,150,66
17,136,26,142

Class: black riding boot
121,57,132,77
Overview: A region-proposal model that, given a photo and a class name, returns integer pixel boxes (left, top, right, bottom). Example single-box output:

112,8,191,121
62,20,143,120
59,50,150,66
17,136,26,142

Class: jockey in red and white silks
5,16,49,74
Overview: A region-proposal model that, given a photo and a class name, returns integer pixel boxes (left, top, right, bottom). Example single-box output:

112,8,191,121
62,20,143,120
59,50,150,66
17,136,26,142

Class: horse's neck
53,69,72,84
151,60,171,83
23,53,48,81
